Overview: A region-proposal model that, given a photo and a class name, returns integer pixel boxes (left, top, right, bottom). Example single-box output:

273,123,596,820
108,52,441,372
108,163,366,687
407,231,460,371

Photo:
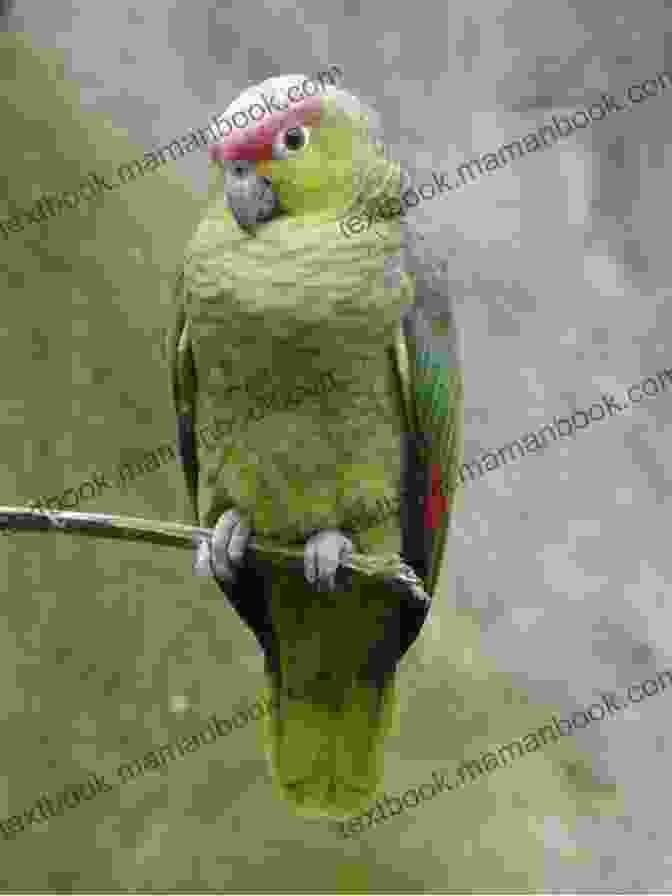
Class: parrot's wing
165,268,200,524
392,216,464,599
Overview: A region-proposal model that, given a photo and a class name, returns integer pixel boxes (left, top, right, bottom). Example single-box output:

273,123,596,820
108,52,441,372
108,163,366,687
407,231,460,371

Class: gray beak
224,162,279,233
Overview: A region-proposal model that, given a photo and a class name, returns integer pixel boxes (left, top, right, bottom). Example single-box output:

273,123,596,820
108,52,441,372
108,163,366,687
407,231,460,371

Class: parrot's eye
273,126,310,160
284,127,306,150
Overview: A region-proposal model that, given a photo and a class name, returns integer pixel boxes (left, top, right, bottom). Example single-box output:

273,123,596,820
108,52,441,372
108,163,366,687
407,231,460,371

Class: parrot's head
209,74,401,234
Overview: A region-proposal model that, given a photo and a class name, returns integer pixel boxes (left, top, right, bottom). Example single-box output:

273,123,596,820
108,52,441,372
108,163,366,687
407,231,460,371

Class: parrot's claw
194,509,252,586
304,529,354,592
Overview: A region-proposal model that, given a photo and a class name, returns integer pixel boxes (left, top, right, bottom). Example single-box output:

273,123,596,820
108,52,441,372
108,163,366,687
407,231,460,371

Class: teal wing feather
165,268,200,524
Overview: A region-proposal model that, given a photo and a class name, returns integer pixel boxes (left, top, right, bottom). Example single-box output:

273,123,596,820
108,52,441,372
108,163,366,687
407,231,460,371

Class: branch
0,506,430,607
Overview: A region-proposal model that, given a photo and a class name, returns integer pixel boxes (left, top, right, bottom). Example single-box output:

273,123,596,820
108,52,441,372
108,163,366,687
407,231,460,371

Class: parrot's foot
303,529,354,591
194,509,252,586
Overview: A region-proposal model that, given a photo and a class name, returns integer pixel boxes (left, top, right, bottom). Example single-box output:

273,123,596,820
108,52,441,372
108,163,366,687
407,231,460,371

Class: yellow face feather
254,95,371,217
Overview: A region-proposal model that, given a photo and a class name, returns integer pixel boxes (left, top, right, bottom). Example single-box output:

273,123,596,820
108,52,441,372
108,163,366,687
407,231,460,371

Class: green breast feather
182,206,416,547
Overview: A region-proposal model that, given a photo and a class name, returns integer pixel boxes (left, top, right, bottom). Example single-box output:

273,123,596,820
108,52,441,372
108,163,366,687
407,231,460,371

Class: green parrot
167,74,463,819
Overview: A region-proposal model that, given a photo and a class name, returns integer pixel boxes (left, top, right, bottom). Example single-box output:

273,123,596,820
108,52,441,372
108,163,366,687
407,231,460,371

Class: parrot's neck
346,152,406,219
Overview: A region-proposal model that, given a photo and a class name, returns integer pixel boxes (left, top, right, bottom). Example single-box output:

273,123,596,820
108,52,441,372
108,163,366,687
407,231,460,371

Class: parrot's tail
259,571,403,819
263,673,397,819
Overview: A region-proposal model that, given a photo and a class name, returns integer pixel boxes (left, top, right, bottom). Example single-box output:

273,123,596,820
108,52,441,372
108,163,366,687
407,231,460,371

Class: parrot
166,73,464,820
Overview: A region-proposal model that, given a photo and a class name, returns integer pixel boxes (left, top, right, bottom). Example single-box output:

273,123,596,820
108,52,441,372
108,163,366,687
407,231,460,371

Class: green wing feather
165,268,200,524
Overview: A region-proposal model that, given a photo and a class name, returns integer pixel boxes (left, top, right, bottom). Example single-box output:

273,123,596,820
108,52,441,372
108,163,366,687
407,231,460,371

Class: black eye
272,126,310,160
284,127,306,151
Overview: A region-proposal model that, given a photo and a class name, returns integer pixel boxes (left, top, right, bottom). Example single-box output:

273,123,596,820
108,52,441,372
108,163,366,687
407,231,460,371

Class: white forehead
222,74,379,135
223,74,322,118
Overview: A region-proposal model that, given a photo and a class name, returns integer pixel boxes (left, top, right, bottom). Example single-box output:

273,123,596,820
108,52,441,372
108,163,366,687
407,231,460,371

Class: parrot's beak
222,161,280,234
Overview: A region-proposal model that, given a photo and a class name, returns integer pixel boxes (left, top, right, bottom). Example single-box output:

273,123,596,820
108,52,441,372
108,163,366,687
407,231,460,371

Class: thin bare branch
0,506,430,608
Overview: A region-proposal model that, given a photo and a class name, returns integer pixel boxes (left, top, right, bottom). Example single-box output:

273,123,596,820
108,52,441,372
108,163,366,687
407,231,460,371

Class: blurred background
1,0,671,891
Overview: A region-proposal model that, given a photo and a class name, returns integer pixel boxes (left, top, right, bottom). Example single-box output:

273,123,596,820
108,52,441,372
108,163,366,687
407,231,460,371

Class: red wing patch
424,462,448,530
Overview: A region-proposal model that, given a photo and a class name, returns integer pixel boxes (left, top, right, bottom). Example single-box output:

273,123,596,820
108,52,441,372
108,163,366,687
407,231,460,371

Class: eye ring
272,125,310,160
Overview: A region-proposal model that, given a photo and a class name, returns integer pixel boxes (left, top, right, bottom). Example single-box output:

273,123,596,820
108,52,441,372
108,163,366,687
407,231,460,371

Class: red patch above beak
210,129,274,164
209,93,322,163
